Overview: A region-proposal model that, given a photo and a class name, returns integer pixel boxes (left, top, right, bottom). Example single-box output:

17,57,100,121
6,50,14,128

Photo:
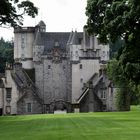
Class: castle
0,21,116,115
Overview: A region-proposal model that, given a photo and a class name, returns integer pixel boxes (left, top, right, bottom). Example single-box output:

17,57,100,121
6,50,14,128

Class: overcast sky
0,0,87,41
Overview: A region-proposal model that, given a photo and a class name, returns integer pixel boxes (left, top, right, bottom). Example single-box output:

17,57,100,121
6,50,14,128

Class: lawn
0,106,140,140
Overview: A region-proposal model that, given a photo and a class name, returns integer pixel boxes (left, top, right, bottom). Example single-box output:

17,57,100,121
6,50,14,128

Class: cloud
0,0,87,40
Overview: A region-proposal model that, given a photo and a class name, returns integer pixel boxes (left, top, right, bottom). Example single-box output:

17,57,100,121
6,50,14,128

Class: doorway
0,108,3,116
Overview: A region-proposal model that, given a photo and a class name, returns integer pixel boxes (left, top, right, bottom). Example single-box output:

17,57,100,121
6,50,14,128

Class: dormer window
40,27,46,32
38,21,46,32
78,38,82,44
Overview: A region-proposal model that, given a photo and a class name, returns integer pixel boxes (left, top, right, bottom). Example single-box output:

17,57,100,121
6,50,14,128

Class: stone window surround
6,88,12,100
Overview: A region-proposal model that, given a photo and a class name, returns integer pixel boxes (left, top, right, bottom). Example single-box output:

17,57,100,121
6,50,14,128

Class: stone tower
14,26,35,69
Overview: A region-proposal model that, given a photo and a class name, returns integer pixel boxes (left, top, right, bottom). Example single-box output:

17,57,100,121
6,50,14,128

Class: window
6,106,11,114
27,103,32,113
21,34,26,48
110,87,114,97
70,52,73,58
80,78,83,83
21,34,25,43
101,91,106,99
78,38,82,44
107,51,109,56
79,64,82,69
75,51,79,57
54,41,59,47
103,105,106,111
111,87,113,94
98,39,101,45
48,65,51,69
63,65,66,70
6,88,12,100
102,51,105,57
21,54,25,60
21,43,25,48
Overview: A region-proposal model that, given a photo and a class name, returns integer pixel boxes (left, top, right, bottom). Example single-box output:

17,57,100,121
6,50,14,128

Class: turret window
21,34,25,43
21,34,26,48
78,38,82,44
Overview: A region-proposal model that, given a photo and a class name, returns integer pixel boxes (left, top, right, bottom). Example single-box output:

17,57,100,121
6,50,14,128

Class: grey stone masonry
35,57,72,113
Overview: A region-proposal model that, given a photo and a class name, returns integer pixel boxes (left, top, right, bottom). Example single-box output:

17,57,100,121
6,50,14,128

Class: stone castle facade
0,21,117,115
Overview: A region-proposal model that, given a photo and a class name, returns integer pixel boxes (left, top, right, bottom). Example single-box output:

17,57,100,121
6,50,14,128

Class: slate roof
35,32,83,54
38,20,46,26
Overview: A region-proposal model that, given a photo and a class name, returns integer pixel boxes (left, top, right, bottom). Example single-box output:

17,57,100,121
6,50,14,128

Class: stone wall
0,88,4,113
14,28,35,69
3,70,19,115
35,58,71,112
17,89,42,114
107,87,117,111
72,59,100,103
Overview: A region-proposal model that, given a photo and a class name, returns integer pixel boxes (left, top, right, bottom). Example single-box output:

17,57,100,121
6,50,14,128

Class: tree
86,0,140,84
0,0,38,27
0,37,14,73
107,59,140,109
109,37,124,59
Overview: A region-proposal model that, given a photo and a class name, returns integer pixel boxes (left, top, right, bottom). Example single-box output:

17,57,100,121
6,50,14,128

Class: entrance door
0,108,3,116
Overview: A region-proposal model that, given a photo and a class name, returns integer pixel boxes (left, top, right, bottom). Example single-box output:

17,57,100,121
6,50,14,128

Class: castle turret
36,20,46,32
83,27,90,51
69,31,81,62
14,21,46,69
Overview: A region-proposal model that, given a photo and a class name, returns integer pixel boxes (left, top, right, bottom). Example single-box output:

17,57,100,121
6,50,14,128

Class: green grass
0,106,140,140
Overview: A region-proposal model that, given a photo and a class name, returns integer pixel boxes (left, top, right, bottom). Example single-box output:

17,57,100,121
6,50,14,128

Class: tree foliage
86,0,140,85
0,0,38,27
109,37,124,58
86,0,140,43
107,59,140,108
0,37,14,73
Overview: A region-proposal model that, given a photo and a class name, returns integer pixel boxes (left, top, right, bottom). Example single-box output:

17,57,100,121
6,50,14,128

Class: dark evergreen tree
0,37,14,73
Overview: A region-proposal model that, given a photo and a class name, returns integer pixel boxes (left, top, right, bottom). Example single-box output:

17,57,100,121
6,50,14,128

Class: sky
0,0,87,41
